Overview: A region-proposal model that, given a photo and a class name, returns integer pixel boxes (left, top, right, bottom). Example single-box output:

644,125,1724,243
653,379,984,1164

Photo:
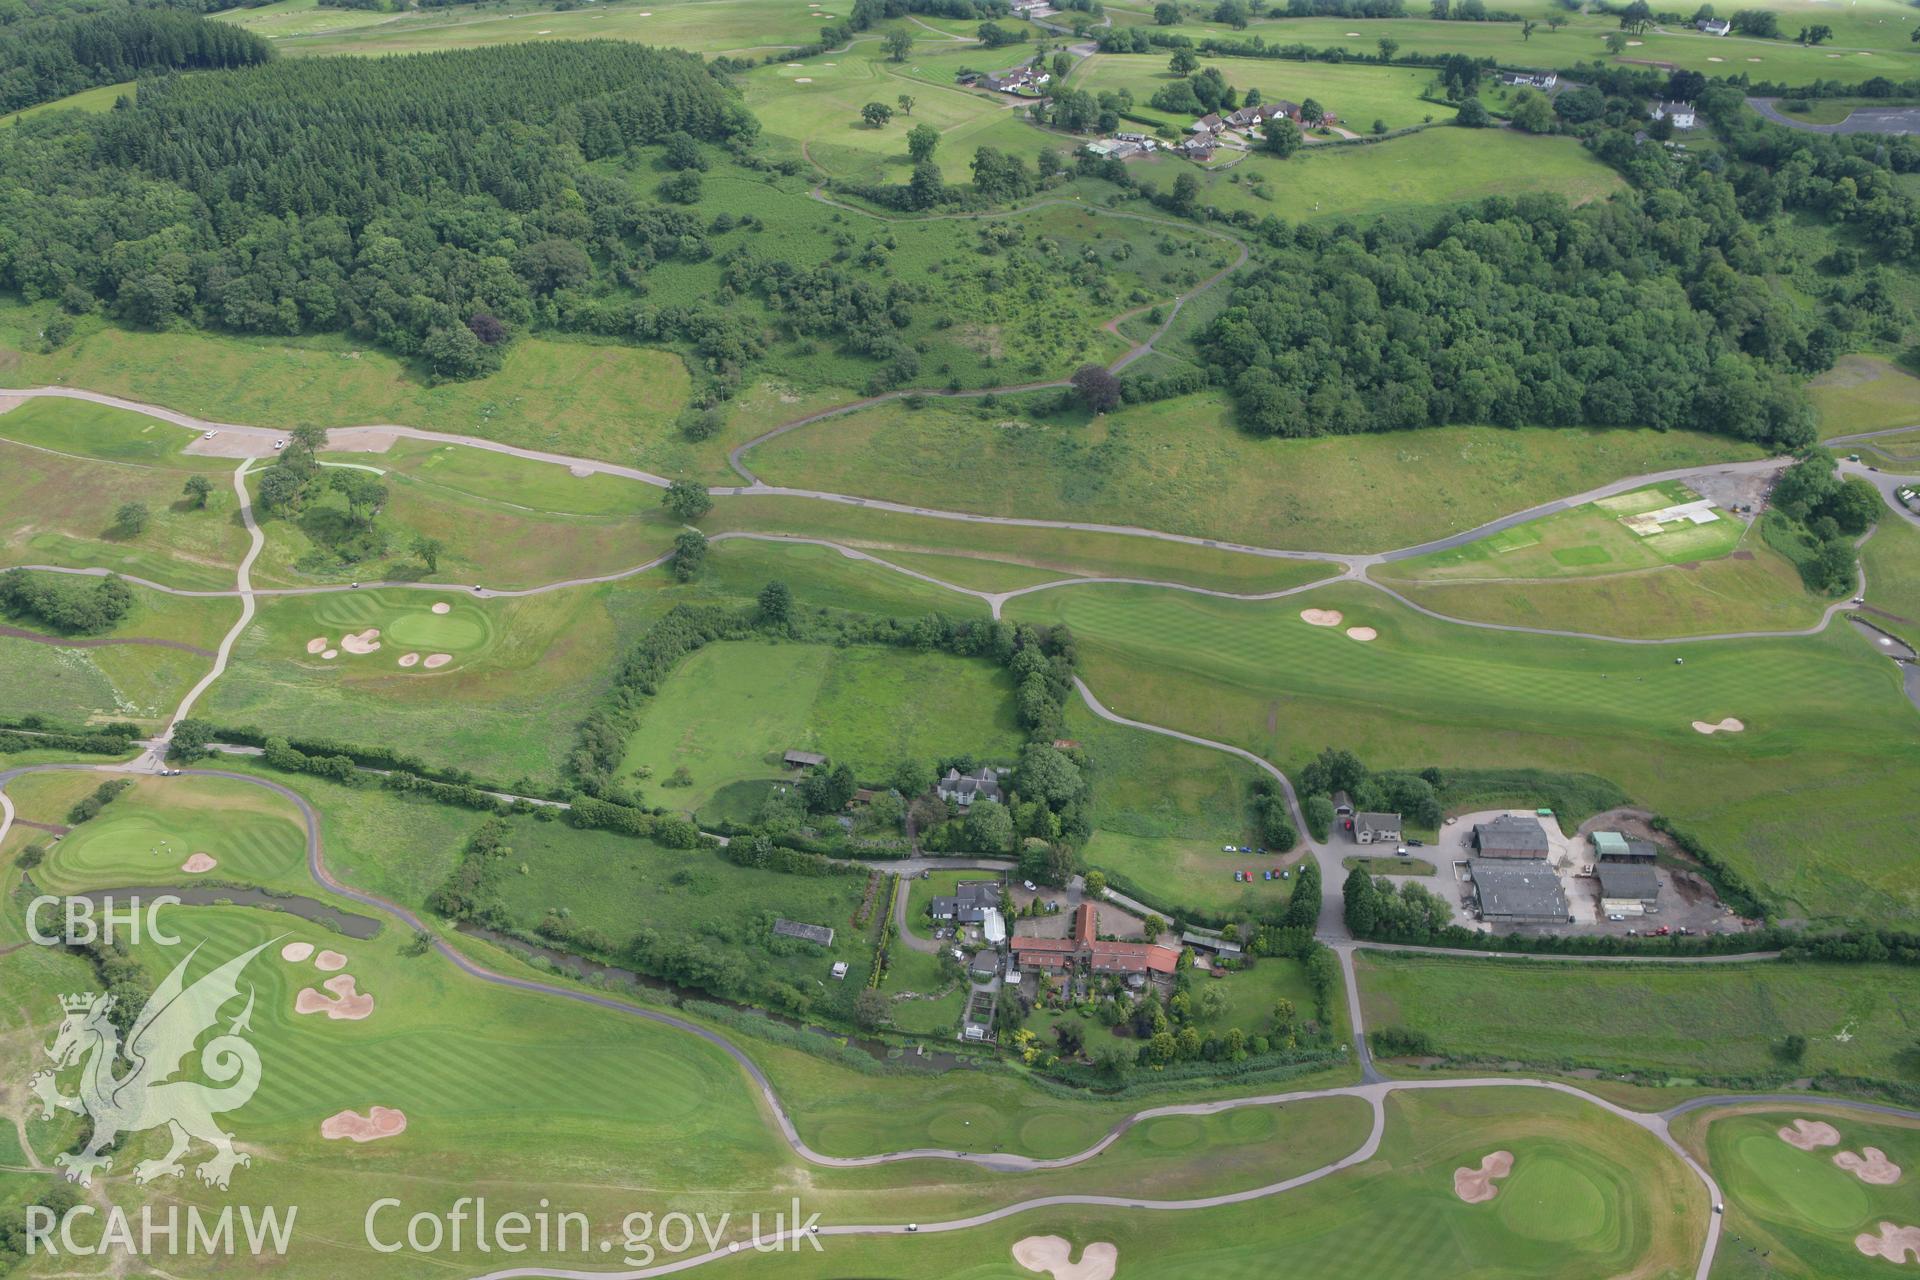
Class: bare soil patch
423,653,453,669
321,1106,407,1143
280,942,315,963
1346,626,1377,642
1301,608,1343,627
295,974,374,1021
1692,717,1745,735
180,852,217,873
1837,1147,1903,1185
315,949,348,972
1857,1223,1920,1263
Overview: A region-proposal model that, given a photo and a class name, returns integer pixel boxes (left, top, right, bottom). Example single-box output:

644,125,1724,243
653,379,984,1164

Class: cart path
12,758,1919,1280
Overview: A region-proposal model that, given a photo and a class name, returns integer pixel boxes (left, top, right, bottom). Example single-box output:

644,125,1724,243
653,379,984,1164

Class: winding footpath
7,756,1918,1280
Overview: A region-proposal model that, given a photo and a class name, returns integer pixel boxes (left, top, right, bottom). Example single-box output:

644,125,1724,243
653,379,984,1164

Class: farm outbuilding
1598,863,1660,915
1470,861,1569,925
1473,813,1550,859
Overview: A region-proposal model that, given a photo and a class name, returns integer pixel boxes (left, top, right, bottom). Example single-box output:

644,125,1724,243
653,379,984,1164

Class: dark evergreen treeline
0,568,134,634
0,7,271,114
0,43,759,376
1198,184,1822,446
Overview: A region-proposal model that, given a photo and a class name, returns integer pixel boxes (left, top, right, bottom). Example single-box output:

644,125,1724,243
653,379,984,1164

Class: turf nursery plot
1006,580,1920,924
1703,1109,1920,1278
27,774,307,893
1356,952,1920,1083
743,389,1766,554
201,585,661,785
619,638,1023,813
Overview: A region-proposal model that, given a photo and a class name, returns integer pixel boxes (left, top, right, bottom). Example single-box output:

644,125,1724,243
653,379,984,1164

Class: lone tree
1300,97,1325,126
1377,36,1398,61
1169,48,1198,77
884,29,913,60
182,474,213,509
896,93,915,116
412,534,444,574
907,122,940,163
1262,116,1301,156
861,101,894,128
672,529,708,582
758,579,793,626
114,501,150,537
662,479,713,522
1070,364,1123,414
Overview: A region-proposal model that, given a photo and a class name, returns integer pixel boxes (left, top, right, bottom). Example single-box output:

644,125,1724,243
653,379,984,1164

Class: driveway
1749,98,1920,135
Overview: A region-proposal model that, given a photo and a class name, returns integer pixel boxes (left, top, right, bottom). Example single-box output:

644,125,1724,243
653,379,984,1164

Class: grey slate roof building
938,767,1002,807
931,881,1000,924
1473,813,1550,859
783,750,826,768
773,919,835,947
1470,861,1569,924
1598,862,1660,906
1354,812,1402,845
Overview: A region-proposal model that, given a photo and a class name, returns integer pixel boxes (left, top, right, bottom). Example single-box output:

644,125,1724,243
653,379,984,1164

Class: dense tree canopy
0,9,271,113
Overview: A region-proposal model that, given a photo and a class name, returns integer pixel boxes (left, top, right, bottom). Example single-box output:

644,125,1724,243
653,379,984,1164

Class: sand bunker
1708,55,1723,61
1346,626,1377,642
1748,56,1761,61
1301,609,1344,627
315,949,348,972
306,637,328,654
321,1106,408,1143
1011,1236,1118,1280
1856,1223,1920,1264
432,602,451,614
1626,38,1642,45
1836,1147,1903,1185
423,653,453,669
295,974,374,1021
281,942,315,963
398,652,420,668
340,628,380,655
1779,1118,1841,1150
321,648,338,660
1454,1151,1514,1204
794,76,813,82
1693,718,1745,735
181,852,217,874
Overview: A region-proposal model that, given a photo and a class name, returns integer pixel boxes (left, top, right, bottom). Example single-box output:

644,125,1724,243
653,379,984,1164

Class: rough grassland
686,1086,1703,1280
620,638,1024,812
1861,512,1920,650
0,301,692,464
272,0,841,57
202,583,670,786
745,389,1766,553
0,437,250,592
1083,53,1452,131
1006,580,1920,923
705,493,1342,593
1357,952,1920,1082
1811,355,1920,438
1703,1109,1920,1279
1129,127,1625,224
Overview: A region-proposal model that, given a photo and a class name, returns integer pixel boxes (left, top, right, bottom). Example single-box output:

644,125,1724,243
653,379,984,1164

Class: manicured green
29,774,307,893
1706,1110,1920,1278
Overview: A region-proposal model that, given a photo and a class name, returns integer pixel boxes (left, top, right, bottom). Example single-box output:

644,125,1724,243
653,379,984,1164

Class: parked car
1607,913,1625,922
1222,845,1236,853
1407,838,1425,847
1023,880,1037,891
1395,845,1409,856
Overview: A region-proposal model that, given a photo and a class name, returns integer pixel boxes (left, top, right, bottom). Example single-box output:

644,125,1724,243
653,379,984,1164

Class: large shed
1470,861,1569,924
1473,814,1550,859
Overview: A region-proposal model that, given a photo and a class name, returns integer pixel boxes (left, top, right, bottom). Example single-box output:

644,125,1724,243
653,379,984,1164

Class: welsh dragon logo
31,939,274,1189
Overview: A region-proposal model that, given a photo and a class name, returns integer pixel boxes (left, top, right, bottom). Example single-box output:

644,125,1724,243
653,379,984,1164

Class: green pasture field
1812,354,1920,438
1003,579,1920,923
250,455,679,591
1383,482,1746,582
0,397,230,469
492,821,880,990
619,638,1023,812
878,938,969,1036
1062,698,1291,919
743,388,1766,554
689,1085,1703,1280
1702,1109,1920,1279
1,80,133,126
1081,52,1450,131
29,773,308,893
211,0,402,37
0,441,249,593
1861,512,1920,650
1175,12,1920,84
704,493,1343,593
0,300,693,465
0,578,234,728
1373,544,1829,639
1357,951,1920,1083
1131,126,1624,223
202,583,667,786
1855,430,1920,465
699,535,998,617
274,0,845,57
